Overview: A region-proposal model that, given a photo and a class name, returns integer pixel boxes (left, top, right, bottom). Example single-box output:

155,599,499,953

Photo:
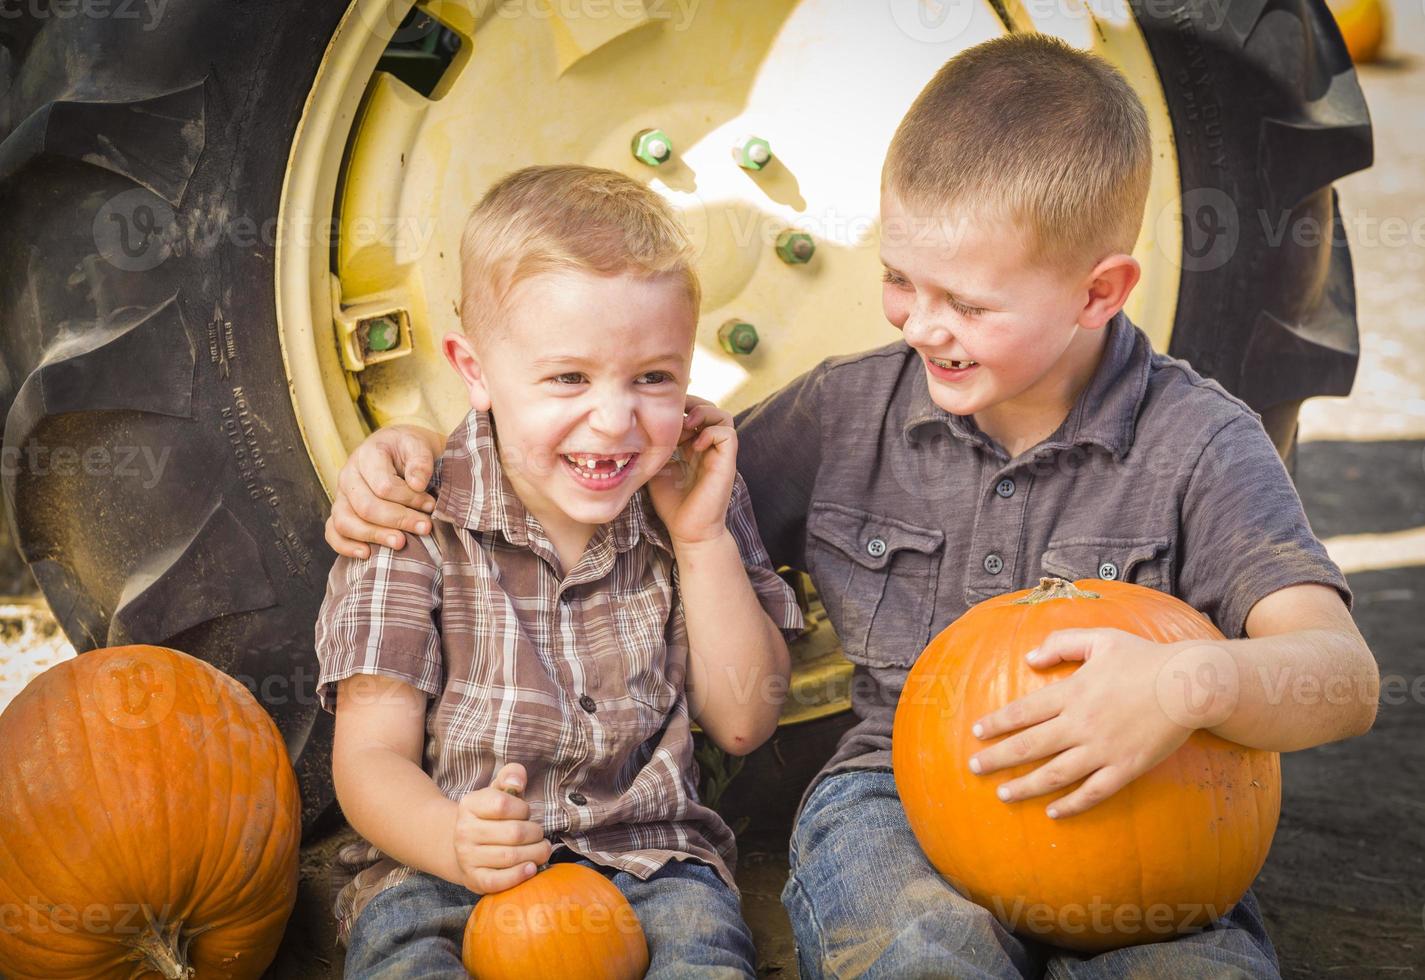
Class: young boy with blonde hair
315,164,802,977
325,35,1377,978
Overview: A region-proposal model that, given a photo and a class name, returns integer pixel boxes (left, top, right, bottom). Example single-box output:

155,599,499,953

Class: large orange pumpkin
893,578,1280,953
0,644,301,979
462,862,649,979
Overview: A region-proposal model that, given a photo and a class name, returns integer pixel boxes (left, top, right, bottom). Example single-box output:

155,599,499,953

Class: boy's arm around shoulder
315,538,462,884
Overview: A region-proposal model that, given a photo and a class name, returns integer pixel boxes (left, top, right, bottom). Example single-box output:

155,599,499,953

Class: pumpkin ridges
893,579,1279,952
0,646,300,979
463,863,650,979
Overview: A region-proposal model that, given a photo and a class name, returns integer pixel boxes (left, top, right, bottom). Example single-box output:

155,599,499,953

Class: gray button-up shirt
735,313,1351,809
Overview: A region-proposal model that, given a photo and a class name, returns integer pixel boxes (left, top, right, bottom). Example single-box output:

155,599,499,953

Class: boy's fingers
493,762,527,795
466,861,540,896
323,514,372,560
1025,628,1112,668
458,786,530,821
396,434,437,493
361,461,435,515
473,818,548,847
463,840,553,871
990,745,1093,803
1045,764,1132,819
971,681,1065,741
346,484,430,539
329,499,407,552
693,424,735,453
969,716,1071,777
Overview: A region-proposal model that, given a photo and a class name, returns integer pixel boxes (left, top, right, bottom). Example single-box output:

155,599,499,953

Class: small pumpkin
462,863,649,979
893,577,1280,953
0,644,302,979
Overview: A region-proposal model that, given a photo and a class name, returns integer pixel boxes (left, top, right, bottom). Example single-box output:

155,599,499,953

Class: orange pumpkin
1327,0,1385,64
893,577,1280,953
0,644,301,979
462,863,649,979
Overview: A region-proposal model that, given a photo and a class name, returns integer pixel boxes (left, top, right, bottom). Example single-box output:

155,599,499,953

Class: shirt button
578,694,597,713
983,553,1004,575
866,537,887,558
995,478,1016,499
568,791,587,806
1098,562,1119,580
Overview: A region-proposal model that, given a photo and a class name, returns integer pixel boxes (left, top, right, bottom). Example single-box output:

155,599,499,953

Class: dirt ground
2,12,1423,980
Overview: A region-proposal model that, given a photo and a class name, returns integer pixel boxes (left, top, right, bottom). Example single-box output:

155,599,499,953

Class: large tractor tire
0,0,1371,838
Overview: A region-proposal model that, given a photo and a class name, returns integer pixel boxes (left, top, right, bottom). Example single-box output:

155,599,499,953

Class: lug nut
731,135,772,171
632,128,673,167
359,315,401,355
776,230,815,265
718,319,759,356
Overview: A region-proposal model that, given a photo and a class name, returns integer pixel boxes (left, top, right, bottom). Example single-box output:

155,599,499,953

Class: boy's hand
452,762,553,894
966,629,1235,819
325,424,442,559
648,397,738,547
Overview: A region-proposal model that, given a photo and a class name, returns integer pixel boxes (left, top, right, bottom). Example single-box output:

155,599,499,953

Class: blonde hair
882,33,1151,271
458,164,700,339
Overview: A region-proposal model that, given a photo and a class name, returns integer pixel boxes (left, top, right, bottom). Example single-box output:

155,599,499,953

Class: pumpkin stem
121,904,211,980
1013,576,1102,604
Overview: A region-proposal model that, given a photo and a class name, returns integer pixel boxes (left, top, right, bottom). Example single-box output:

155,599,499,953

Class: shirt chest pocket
1039,536,1173,592
806,501,944,669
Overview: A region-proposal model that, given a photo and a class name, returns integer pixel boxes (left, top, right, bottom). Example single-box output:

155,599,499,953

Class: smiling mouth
929,356,978,370
559,451,637,480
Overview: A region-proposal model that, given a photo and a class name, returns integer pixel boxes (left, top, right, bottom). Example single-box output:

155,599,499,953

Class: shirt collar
432,409,671,555
901,311,1152,461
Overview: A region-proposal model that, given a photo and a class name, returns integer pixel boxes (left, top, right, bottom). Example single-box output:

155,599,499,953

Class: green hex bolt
631,128,673,166
718,319,759,356
360,315,401,354
776,230,815,264
731,135,772,171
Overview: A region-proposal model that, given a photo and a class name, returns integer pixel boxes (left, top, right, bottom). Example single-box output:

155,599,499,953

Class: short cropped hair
458,164,700,339
882,33,1151,270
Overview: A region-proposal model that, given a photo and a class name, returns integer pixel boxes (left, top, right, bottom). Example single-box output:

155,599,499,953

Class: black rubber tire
0,0,1372,840
0,1,350,838
1128,0,1373,456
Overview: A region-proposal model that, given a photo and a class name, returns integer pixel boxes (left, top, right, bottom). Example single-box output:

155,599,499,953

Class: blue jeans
782,770,1281,979
345,852,756,978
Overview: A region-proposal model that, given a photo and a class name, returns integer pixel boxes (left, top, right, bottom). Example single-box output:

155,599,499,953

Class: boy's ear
442,330,493,412
1077,253,1141,331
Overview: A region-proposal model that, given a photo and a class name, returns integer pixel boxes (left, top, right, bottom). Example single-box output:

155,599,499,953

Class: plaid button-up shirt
314,409,803,945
